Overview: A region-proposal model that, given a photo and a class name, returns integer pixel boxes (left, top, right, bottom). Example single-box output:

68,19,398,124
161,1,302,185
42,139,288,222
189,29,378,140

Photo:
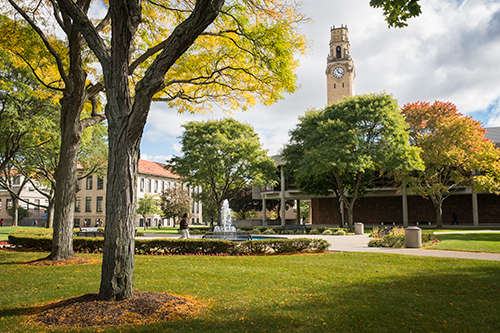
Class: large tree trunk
98,114,140,300
50,128,81,259
48,22,87,260
346,202,354,231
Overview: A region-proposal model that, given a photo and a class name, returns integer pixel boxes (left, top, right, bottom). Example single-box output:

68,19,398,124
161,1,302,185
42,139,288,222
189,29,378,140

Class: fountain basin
202,232,287,241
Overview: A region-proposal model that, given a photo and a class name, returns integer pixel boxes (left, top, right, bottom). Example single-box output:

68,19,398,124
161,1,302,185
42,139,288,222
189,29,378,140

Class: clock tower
326,25,355,105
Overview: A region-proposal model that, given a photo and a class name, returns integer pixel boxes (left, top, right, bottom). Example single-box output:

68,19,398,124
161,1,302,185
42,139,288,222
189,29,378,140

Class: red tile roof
138,159,179,179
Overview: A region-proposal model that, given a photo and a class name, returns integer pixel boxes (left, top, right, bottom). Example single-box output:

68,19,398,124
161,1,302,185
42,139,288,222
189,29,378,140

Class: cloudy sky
140,0,500,163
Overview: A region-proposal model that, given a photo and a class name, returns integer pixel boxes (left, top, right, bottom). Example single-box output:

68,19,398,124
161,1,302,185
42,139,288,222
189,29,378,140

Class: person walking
179,213,190,239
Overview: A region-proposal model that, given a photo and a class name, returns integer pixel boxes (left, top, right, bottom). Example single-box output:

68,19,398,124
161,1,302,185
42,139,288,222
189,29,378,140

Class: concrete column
280,166,286,226
402,182,408,227
296,199,301,224
262,197,267,226
472,190,479,226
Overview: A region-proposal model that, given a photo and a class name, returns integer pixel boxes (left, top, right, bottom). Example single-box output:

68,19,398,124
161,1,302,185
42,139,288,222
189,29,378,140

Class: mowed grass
0,226,50,241
1,251,500,332
428,233,500,253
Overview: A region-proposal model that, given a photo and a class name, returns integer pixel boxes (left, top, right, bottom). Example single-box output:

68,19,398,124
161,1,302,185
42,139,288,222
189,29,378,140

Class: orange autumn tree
402,101,500,227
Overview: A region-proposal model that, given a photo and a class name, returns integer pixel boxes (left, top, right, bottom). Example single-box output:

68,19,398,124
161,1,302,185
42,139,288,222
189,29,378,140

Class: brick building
74,159,202,227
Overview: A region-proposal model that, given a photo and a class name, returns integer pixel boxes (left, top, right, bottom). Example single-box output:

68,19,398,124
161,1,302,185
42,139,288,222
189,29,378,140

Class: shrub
369,228,435,248
8,234,330,255
322,229,333,235
334,230,346,235
262,228,276,234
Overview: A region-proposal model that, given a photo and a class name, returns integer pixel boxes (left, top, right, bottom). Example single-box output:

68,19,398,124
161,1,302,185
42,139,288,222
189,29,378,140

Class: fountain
203,200,251,241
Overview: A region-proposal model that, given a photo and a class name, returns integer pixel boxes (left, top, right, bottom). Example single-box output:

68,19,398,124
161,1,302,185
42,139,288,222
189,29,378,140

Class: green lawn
427,233,500,253
1,251,500,332
0,227,50,241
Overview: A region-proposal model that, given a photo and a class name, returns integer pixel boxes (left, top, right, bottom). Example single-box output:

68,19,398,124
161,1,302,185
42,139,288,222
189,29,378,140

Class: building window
13,176,21,185
85,197,92,212
29,186,34,192
154,180,158,193
75,197,81,212
34,199,40,211
336,45,341,58
86,176,93,190
6,199,12,209
196,201,199,214
146,179,151,193
74,218,80,227
342,82,344,88
96,196,103,212
334,83,336,89
84,218,91,227
0,199,2,211
97,177,104,190
161,181,164,193
140,178,144,192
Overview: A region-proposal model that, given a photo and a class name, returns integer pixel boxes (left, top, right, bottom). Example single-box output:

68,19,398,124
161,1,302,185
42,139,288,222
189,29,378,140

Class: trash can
354,222,364,235
405,227,422,248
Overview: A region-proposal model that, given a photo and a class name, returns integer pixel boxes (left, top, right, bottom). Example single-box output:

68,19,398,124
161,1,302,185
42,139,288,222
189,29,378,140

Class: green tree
402,101,500,227
136,194,162,227
169,119,277,224
284,94,422,229
160,186,191,226
7,205,30,222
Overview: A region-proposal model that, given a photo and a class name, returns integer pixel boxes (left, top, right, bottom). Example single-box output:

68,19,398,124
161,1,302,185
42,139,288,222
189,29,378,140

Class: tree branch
7,0,70,85
55,0,110,66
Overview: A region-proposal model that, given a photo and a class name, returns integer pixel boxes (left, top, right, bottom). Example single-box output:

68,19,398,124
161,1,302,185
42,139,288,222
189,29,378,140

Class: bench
76,227,104,238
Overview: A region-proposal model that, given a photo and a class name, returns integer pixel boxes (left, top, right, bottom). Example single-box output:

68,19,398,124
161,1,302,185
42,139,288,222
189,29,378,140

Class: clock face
333,66,344,79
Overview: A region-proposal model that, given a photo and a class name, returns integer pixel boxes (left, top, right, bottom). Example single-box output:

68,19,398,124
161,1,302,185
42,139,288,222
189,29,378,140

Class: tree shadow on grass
132,265,500,333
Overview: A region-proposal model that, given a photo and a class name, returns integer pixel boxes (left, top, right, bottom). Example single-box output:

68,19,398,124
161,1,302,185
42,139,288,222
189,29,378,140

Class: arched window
334,83,336,89
336,46,341,58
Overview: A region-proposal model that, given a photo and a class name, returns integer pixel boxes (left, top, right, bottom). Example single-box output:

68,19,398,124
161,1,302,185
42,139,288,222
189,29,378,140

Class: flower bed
8,234,329,255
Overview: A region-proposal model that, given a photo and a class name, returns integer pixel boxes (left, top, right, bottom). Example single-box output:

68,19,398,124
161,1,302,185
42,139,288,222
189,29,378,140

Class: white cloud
140,153,173,163
142,0,500,157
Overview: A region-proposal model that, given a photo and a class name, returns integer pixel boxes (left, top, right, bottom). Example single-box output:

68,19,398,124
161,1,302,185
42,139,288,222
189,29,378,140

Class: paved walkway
139,233,500,262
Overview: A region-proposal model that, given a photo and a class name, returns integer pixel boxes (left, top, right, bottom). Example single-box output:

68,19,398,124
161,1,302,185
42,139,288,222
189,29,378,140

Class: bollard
405,227,422,248
354,222,364,235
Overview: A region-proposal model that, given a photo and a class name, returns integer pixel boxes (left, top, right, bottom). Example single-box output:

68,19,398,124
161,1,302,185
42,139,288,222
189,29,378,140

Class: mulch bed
27,292,203,329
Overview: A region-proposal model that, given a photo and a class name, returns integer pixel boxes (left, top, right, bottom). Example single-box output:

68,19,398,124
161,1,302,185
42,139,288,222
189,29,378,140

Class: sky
140,0,500,163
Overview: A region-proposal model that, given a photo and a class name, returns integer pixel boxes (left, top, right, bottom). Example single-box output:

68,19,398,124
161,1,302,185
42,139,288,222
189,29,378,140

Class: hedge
8,235,329,255
237,226,352,235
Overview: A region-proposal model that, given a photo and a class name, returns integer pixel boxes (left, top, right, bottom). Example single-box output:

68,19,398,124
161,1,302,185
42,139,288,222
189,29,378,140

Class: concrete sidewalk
137,233,500,262
285,234,500,262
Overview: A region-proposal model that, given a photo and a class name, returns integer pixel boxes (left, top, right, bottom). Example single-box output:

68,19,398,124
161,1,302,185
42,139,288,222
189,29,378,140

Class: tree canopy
168,118,277,222
402,101,500,226
284,94,422,228
160,186,191,225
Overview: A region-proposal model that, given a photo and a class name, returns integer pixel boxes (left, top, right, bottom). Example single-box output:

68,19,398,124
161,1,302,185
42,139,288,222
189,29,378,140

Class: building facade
74,159,202,227
0,175,50,226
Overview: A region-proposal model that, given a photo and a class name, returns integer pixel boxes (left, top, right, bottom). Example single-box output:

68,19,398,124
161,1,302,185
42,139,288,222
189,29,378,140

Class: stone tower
326,25,355,105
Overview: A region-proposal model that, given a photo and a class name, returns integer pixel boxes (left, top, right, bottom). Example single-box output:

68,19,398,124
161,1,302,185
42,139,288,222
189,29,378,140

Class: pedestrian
0,218,3,227
179,213,190,239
